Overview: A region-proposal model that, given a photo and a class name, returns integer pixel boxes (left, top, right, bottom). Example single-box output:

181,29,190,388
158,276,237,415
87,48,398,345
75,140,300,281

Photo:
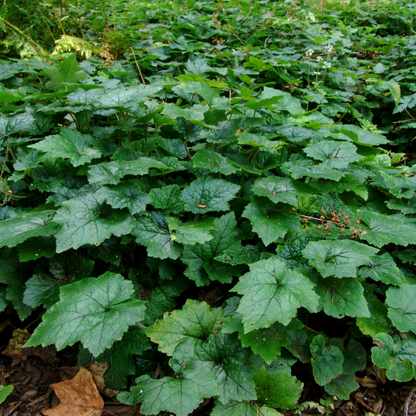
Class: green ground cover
1,0,416,414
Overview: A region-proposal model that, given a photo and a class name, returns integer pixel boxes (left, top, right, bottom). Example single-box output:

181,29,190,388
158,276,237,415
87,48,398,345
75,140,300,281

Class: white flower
323,61,331,68
305,49,314,57
313,71,321,75
316,56,323,62
325,44,334,53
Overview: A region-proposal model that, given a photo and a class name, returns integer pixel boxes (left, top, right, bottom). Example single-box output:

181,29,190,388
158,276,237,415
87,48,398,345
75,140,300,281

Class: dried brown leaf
43,368,104,416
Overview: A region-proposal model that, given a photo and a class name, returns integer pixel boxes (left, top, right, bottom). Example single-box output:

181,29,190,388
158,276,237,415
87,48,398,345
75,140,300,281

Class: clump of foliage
1,0,416,415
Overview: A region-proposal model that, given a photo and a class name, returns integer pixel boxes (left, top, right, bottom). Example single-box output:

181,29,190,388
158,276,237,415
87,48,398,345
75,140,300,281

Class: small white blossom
323,61,331,68
325,44,334,53
305,49,314,57
313,71,322,75
316,56,323,62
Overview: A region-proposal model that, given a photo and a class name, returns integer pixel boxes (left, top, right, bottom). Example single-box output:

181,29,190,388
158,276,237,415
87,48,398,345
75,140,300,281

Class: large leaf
302,240,378,278
323,374,359,400
195,333,257,404
316,277,370,318
43,54,87,90
233,257,319,332
193,150,237,175
149,185,184,214
181,177,239,214
251,177,312,206
132,213,181,260
95,180,151,215
28,128,102,167
360,253,405,286
386,285,416,335
25,272,146,357
254,366,302,410
54,193,135,252
146,299,224,356
0,210,58,249
242,199,300,246
304,140,362,169
117,357,218,416
98,84,163,107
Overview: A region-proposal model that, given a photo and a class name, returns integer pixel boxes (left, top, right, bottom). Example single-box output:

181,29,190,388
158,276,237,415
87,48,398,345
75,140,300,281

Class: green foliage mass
1,0,416,414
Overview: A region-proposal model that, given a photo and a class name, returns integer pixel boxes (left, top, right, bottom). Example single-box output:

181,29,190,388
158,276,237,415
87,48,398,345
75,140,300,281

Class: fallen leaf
44,368,104,416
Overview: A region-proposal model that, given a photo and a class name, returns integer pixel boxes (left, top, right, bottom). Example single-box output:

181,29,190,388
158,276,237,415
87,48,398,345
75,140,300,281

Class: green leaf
181,212,241,285
146,299,224,356
43,54,87,90
304,140,362,169
0,385,14,405
359,211,416,248
54,193,135,252
87,158,168,185
233,257,319,332
360,253,405,286
17,237,56,262
149,185,184,214
386,285,416,335
238,322,289,364
23,273,61,309
288,165,346,181
95,180,151,215
211,401,260,416
254,366,302,410
28,128,102,167
98,84,163,107
195,333,257,404
310,335,344,386
193,150,237,175
323,374,359,400
356,287,391,337
371,333,416,382
302,240,378,278
0,258,32,320
166,217,214,245
25,272,146,357
316,277,370,319
252,177,312,206
79,327,151,390
0,210,59,249
118,358,218,416
343,339,367,374
132,213,181,260
242,199,300,246
181,177,239,214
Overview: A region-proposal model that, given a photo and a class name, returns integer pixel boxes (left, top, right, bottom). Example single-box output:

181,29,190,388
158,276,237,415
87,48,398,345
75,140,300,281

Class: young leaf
181,212,241,285
0,211,58,249
54,193,135,252
195,333,257,404
0,385,14,405
28,128,102,167
302,240,378,278
316,277,370,319
233,257,319,332
118,357,218,416
166,217,214,245
181,177,239,214
371,333,416,382
146,299,224,356
254,367,302,410
43,54,87,90
310,335,344,386
386,284,416,335
25,272,146,357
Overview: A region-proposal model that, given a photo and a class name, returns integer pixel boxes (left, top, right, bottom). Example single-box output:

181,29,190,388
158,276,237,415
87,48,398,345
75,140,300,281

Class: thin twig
184,123,193,161
130,47,146,86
